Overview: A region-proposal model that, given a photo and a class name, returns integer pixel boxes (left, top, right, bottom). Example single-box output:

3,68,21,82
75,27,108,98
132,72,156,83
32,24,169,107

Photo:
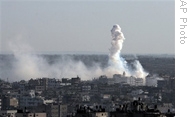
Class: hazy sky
0,0,174,55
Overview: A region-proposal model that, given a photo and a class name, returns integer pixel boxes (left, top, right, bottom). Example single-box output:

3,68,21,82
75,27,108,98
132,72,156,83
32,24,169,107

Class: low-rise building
75,112,108,117
82,85,91,92
16,109,46,117
46,104,67,117
35,85,45,92
1,96,18,109
75,105,108,117
19,90,53,108
71,76,81,85
135,78,144,86
0,110,17,117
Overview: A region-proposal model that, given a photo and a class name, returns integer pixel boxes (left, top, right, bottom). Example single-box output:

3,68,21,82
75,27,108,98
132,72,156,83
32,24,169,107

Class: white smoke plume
0,24,148,83
107,24,148,82
0,38,104,81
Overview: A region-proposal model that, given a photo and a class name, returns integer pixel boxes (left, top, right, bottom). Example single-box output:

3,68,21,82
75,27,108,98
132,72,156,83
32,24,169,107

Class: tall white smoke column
108,24,148,84
108,24,130,76
109,24,124,60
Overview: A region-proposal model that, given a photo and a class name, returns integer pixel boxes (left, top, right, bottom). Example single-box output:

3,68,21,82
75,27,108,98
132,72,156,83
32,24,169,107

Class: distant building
75,105,108,117
107,79,115,85
19,96,44,108
71,76,81,85
46,104,67,117
29,78,62,90
110,99,161,117
127,76,136,86
40,78,60,90
19,90,53,108
82,85,91,92
35,85,45,92
113,76,128,84
0,110,17,117
168,78,175,89
62,78,69,83
110,111,161,117
98,75,108,84
75,112,108,117
1,96,18,109
135,78,144,86
82,95,90,102
16,109,46,117
131,89,144,96
113,74,122,79
146,76,158,87
28,78,40,87
99,85,116,93
157,80,167,88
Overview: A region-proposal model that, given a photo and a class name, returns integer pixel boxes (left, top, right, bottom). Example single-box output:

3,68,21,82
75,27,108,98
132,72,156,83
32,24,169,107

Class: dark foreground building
69,98,175,117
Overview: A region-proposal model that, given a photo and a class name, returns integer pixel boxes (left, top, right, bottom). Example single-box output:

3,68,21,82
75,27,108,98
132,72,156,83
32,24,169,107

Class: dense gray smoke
0,24,148,82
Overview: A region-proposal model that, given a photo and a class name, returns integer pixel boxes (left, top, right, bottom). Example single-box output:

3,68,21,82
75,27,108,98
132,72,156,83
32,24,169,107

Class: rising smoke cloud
106,24,148,80
0,24,148,82
2,40,104,81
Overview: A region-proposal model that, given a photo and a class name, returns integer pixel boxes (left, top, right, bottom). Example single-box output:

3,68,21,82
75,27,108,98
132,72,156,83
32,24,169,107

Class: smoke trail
107,24,148,82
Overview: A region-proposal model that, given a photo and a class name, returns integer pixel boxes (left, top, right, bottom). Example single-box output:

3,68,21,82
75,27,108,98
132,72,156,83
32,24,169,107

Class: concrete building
16,109,46,117
75,112,108,117
126,76,136,86
82,95,90,102
107,79,115,85
71,76,81,85
35,85,45,92
47,78,60,89
16,113,46,117
75,105,108,117
98,75,108,84
135,78,144,86
46,104,67,117
62,78,69,83
131,89,144,96
110,99,161,117
19,96,44,107
19,90,53,108
1,96,18,109
28,78,62,90
113,77,128,84
28,78,40,87
0,110,17,117
82,85,91,92
157,80,167,88
146,77,158,87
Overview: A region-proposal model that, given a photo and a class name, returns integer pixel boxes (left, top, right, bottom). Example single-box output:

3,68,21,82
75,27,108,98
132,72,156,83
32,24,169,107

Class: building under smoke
94,74,144,86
